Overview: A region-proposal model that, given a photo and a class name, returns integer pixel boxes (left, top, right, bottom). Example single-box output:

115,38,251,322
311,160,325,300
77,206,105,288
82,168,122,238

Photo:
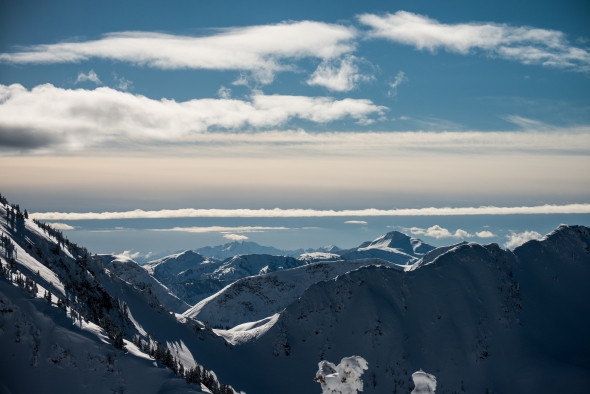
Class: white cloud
388,71,407,97
504,230,542,249
344,220,368,224
0,83,386,150
30,204,590,221
0,22,357,84
117,250,141,259
45,222,75,230
150,226,290,233
113,74,133,91
408,225,473,239
223,234,248,241
307,56,373,91
217,86,231,99
453,229,473,238
75,70,102,85
476,230,496,238
359,11,590,72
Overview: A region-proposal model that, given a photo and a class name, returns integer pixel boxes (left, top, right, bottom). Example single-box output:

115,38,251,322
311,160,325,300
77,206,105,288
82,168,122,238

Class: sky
1,0,589,256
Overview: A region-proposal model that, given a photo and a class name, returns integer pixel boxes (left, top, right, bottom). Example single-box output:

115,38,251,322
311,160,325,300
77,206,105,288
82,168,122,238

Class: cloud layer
0,22,357,83
150,226,290,233
0,83,386,150
359,11,590,72
29,204,590,221
1,83,588,153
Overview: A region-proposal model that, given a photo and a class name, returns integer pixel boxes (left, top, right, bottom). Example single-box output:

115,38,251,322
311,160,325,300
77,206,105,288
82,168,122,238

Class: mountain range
1,196,588,393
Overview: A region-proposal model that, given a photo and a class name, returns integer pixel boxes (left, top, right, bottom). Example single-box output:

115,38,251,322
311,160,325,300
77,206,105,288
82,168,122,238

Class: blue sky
1,0,589,254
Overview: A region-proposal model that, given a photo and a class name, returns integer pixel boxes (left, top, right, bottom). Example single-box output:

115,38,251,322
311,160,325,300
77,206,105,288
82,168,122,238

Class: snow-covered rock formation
411,370,437,394
314,356,368,394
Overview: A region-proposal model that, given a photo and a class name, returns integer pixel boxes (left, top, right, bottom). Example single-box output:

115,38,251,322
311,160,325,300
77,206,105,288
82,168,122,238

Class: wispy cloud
46,222,75,230
307,55,373,92
223,234,248,241
504,230,542,249
359,11,590,72
30,204,590,221
75,70,102,85
388,71,407,97
0,83,386,150
0,22,357,84
117,250,141,259
344,220,368,224
113,73,133,91
149,226,290,233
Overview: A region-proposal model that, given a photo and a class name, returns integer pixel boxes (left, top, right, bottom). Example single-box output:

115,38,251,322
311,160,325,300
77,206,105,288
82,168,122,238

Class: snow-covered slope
185,258,399,328
100,254,190,313
0,200,239,393
337,231,435,265
0,280,206,394
205,225,590,394
144,252,308,305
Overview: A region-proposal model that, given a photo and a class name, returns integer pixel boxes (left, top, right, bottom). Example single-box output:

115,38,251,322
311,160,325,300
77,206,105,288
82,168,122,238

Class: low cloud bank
31,204,590,221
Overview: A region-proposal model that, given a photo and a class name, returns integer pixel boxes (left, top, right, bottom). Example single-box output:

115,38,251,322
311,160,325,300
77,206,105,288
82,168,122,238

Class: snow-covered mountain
335,231,435,264
206,225,590,394
100,253,191,313
143,251,308,305
185,258,398,328
0,199,237,394
195,241,303,260
2,193,589,393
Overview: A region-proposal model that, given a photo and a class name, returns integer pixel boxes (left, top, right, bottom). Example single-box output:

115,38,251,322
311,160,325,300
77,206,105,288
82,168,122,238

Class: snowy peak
334,231,434,265
362,230,434,255
143,250,210,279
195,241,298,260
314,245,341,253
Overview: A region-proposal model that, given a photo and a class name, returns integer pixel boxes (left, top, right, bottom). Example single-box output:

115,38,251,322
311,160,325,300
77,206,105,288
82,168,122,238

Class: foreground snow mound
411,370,436,393
314,356,368,394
